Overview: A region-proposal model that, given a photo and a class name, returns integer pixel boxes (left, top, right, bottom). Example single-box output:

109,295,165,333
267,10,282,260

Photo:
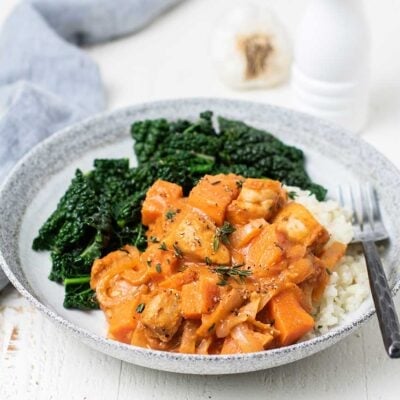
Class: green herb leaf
288,191,298,200
213,221,236,252
205,256,212,266
136,303,145,313
165,209,177,220
173,243,183,258
212,263,251,284
213,235,220,252
155,263,162,273
236,180,244,189
159,242,167,251
150,236,159,243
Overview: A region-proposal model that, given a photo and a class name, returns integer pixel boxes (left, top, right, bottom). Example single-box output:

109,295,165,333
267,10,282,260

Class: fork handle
362,240,400,358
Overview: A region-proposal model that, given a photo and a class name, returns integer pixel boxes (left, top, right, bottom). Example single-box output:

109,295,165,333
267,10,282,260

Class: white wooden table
1,0,400,399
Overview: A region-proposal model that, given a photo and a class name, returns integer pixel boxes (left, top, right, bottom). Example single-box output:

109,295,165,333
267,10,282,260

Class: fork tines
338,184,388,243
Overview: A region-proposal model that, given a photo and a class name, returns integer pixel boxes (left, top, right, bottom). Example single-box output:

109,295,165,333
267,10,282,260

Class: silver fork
338,184,400,358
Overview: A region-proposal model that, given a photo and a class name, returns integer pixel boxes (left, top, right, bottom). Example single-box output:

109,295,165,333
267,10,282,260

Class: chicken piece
230,218,267,248
141,289,182,342
163,206,230,265
273,202,329,249
141,180,183,226
245,224,285,277
188,174,241,226
226,178,287,225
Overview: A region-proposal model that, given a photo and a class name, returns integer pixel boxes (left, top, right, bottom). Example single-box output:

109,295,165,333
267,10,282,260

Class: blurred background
1,0,399,161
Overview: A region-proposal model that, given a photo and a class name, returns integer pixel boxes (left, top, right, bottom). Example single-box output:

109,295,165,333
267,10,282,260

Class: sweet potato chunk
107,300,139,343
181,275,219,319
188,174,241,226
139,244,179,280
227,178,287,225
274,202,329,249
267,288,314,346
245,224,284,277
142,180,183,226
319,241,347,271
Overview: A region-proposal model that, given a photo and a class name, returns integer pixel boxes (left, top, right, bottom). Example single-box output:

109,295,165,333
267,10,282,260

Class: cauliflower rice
287,186,370,334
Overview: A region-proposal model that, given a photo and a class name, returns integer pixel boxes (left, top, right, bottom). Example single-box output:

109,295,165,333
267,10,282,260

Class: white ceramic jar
292,0,370,133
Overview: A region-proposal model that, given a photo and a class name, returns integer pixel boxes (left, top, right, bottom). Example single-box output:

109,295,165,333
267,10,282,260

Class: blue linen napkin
0,0,183,290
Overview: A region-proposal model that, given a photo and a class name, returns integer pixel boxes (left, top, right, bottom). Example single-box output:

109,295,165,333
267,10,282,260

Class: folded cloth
0,0,183,290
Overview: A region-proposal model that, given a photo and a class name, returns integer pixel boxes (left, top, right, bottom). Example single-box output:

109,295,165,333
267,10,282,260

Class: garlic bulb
211,3,292,90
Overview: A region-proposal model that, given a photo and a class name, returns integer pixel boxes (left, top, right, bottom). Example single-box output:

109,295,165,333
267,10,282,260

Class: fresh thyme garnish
212,263,251,284
136,303,145,313
173,243,183,258
205,256,212,266
149,236,159,243
236,180,244,189
213,221,236,252
165,209,177,220
213,236,220,253
159,242,167,251
155,263,162,273
288,191,298,200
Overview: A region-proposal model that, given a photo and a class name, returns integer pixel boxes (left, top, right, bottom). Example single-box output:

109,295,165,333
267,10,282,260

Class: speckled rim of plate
0,98,400,375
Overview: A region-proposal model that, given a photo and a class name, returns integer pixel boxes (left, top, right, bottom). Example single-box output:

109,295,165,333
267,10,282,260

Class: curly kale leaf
216,116,327,200
63,276,99,310
130,112,326,200
32,170,97,251
33,158,145,307
131,111,220,166
131,152,215,196
48,230,103,283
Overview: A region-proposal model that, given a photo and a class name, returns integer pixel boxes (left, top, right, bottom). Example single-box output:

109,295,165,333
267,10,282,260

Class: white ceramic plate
1,98,400,374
